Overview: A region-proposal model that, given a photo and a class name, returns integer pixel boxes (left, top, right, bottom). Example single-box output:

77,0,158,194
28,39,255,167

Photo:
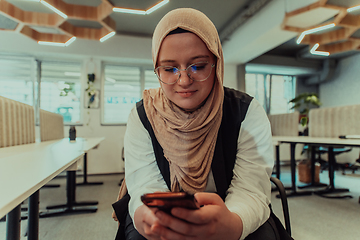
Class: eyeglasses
154,61,215,85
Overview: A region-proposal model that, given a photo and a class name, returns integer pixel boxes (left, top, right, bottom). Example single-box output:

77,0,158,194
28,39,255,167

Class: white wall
318,53,360,164
222,0,297,64
223,63,238,89
320,53,360,108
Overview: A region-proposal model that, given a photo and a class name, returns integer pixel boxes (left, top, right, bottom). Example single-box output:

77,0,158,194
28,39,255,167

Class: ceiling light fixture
38,41,66,47
112,8,146,15
347,5,360,12
296,23,336,44
113,0,169,15
100,31,116,42
38,36,76,47
146,0,169,14
40,0,68,19
310,43,330,56
65,36,76,46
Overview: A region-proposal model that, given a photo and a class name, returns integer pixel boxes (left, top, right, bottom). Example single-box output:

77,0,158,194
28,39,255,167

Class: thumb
194,192,223,206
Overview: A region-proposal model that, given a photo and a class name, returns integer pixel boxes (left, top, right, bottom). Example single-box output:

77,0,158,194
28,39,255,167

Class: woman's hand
134,204,166,240
135,192,243,240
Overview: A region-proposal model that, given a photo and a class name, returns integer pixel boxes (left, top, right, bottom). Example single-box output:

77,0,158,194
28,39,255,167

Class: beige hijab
143,8,224,194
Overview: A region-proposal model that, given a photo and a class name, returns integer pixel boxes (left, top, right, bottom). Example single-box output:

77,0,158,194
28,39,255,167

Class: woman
115,8,278,240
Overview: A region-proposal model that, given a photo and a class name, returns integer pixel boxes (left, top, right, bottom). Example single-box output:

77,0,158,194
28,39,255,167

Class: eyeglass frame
154,61,216,85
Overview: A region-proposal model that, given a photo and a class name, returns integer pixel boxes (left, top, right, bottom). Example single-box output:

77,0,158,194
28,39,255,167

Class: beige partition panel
309,105,360,138
40,109,64,142
268,111,300,136
0,96,35,148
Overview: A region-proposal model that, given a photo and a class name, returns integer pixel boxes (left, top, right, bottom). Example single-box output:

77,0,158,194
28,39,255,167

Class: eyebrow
159,55,210,65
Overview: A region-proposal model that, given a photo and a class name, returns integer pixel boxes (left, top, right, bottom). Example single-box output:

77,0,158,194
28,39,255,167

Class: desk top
0,137,104,218
74,137,105,153
272,136,360,147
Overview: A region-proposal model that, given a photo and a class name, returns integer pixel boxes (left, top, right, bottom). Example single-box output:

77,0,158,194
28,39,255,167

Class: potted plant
289,93,322,183
289,92,322,130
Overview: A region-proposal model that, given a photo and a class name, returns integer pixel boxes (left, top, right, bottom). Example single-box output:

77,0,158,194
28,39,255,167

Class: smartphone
141,192,200,213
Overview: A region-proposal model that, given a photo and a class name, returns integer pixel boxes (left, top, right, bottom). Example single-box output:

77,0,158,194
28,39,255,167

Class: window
0,56,36,106
245,73,296,114
102,64,161,125
145,69,160,90
270,75,296,114
102,65,142,124
40,61,82,124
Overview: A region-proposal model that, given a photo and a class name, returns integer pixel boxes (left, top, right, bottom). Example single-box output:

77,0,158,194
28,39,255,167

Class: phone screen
141,192,200,213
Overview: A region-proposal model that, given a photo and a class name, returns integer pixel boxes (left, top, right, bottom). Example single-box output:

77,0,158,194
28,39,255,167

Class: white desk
40,137,105,218
272,136,360,198
0,139,85,240
0,137,105,240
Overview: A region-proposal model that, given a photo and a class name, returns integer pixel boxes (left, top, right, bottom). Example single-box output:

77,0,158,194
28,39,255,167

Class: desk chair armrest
270,176,291,236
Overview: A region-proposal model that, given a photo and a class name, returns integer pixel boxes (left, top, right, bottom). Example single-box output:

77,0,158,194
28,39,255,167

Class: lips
176,90,197,98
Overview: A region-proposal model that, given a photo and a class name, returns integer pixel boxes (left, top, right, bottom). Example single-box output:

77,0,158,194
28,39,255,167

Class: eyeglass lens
155,62,213,84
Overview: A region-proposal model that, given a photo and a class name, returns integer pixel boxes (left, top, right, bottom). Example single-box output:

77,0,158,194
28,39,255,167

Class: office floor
1,166,360,240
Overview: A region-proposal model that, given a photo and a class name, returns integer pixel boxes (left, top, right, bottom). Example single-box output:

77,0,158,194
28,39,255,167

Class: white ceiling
0,0,359,69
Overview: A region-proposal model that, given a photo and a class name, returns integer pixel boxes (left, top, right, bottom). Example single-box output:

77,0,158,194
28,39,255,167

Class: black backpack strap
212,87,252,199
112,192,130,240
136,100,171,190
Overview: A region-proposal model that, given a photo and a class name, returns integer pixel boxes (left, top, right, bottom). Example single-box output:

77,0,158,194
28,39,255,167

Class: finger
155,211,195,237
170,193,223,224
152,222,184,240
144,222,153,236
155,211,214,238
144,222,165,240
142,206,160,225
171,206,209,225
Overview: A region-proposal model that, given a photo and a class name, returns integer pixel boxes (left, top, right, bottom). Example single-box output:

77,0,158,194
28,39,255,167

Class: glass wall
40,61,82,124
245,73,296,114
102,64,142,124
0,56,36,106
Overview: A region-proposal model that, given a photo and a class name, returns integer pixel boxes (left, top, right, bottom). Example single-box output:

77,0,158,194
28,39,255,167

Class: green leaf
300,117,308,126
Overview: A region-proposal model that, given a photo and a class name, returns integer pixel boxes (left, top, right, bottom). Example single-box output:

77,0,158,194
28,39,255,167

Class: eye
163,67,178,74
190,63,207,72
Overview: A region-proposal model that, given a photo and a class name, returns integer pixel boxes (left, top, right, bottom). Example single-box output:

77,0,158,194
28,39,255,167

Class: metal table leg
6,205,21,240
76,153,103,186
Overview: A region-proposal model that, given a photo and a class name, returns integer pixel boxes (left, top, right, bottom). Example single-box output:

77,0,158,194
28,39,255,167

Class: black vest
136,87,253,200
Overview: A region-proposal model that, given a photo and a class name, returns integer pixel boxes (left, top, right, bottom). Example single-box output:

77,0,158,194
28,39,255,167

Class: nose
177,70,193,86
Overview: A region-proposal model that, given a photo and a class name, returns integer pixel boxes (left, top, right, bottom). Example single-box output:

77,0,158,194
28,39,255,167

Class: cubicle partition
0,96,35,148
268,111,300,137
39,109,65,190
0,96,36,240
268,111,300,178
39,109,64,142
309,104,360,138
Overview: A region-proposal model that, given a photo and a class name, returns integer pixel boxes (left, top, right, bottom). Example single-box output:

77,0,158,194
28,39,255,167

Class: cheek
160,83,173,97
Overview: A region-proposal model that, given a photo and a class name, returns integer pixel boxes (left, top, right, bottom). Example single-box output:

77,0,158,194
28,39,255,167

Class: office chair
119,147,125,186
270,176,291,236
302,145,357,175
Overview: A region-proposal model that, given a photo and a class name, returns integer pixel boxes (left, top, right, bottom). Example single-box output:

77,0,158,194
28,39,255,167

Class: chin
174,102,197,112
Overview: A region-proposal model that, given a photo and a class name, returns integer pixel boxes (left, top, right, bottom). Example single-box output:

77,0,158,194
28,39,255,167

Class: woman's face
157,32,216,112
